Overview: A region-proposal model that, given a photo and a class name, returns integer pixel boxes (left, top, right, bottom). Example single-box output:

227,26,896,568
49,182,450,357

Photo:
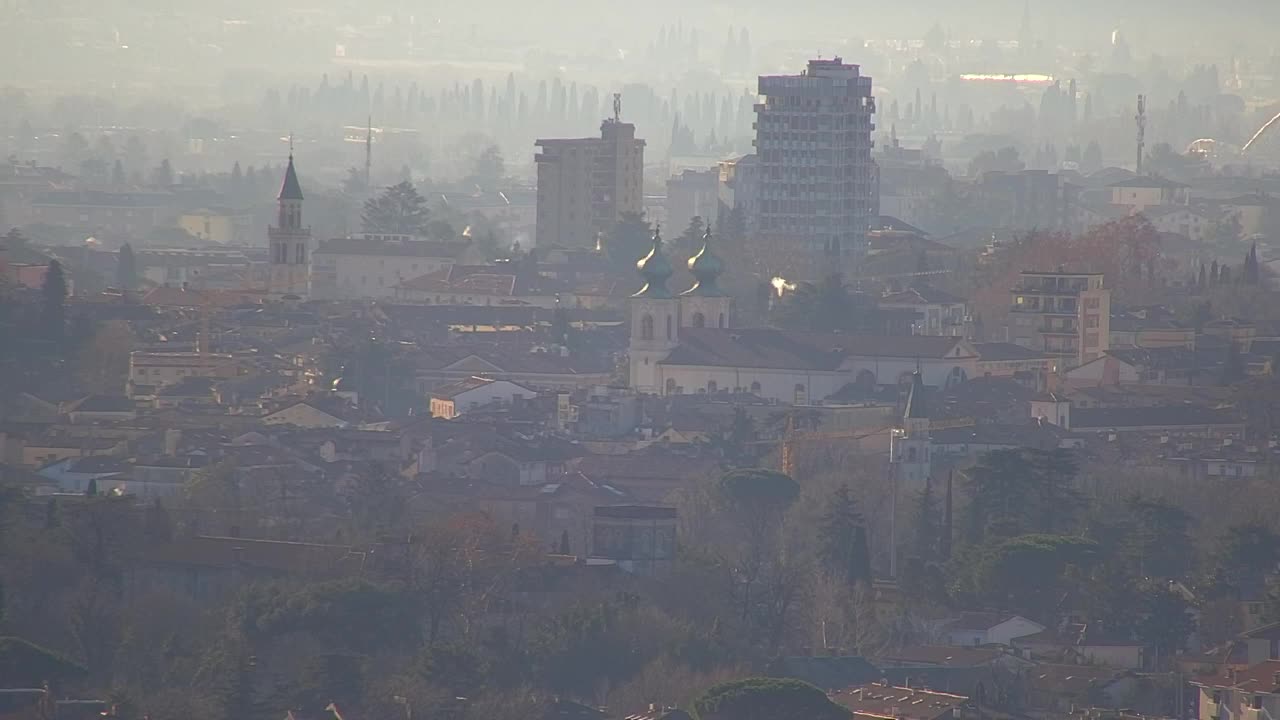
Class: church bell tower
268,151,311,298
628,227,680,394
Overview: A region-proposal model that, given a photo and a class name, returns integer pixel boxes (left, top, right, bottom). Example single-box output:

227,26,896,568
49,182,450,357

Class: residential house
178,207,254,244
393,263,574,308
1025,663,1137,713
874,645,1035,698
829,684,967,720
261,401,353,429
1192,660,1280,720
942,612,1046,647
974,343,1057,379
1069,406,1245,438
879,286,969,338
429,377,535,419
37,455,129,494
1144,204,1213,242
1014,623,1145,669
413,346,613,393
64,395,137,424
1065,347,1228,388
1109,177,1189,212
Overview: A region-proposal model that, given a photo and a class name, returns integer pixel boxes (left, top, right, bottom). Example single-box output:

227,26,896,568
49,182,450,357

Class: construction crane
775,414,889,478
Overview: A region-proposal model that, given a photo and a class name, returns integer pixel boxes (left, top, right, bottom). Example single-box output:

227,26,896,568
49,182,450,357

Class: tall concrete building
665,167,719,241
754,58,878,272
535,119,645,248
1008,271,1110,368
267,154,311,297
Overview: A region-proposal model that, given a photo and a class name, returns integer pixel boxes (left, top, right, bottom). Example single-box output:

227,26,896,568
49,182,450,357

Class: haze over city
7,3,1280,720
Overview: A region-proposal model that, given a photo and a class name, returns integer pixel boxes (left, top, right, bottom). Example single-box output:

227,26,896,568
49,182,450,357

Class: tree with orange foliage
968,216,1167,341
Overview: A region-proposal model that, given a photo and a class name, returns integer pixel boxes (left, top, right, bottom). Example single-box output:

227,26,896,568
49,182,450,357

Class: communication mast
1135,94,1146,175
612,93,622,123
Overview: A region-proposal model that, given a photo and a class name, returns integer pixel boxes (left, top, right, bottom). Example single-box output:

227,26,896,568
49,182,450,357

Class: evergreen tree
152,159,173,187
361,181,430,236
1220,265,1232,285
116,243,137,290
1221,342,1246,385
1198,263,1208,290
817,483,871,585
85,478,98,497
42,259,67,343
1210,260,1220,286
679,215,705,254
558,529,571,555
911,479,941,562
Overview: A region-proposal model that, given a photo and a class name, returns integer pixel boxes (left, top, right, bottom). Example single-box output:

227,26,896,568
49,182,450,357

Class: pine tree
911,479,941,562
1198,264,1208,290
116,243,137,290
818,483,870,585
85,478,98,496
361,181,430,236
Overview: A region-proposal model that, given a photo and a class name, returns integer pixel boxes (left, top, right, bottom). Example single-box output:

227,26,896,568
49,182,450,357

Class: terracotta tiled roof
660,328,972,370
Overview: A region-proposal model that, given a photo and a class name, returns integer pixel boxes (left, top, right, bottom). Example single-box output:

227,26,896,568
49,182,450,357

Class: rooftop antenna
288,132,294,158
612,93,622,123
1135,94,1146,175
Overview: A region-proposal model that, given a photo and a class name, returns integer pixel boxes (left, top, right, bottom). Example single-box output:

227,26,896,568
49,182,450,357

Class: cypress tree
116,243,137,290
42,259,67,343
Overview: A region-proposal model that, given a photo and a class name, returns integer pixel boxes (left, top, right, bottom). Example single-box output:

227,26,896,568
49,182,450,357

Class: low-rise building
1192,660,1280,720
309,236,483,300
429,377,535,419
30,189,174,237
879,285,968,337
179,207,255,244
590,504,676,577
942,611,1046,647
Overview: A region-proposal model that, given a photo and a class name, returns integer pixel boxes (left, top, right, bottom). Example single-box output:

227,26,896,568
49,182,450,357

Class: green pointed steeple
683,223,726,296
633,226,674,298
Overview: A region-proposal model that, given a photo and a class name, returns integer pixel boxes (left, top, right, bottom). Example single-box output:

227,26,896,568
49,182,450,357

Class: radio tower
1135,94,1146,175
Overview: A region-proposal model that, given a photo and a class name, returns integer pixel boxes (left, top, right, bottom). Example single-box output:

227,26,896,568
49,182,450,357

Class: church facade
626,228,978,403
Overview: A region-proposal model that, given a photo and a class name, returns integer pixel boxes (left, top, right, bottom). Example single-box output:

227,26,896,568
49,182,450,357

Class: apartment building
535,119,645,248
1009,271,1110,367
754,58,878,271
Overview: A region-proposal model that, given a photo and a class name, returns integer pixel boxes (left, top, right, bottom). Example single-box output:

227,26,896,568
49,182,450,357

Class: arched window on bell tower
640,314,654,340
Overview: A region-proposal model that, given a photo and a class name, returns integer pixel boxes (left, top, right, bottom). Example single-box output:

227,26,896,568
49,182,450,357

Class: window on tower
296,244,306,264
640,314,654,340
691,312,705,328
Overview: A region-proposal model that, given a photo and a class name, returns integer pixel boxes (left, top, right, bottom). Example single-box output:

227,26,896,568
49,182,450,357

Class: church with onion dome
627,224,732,393
628,223,982,402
